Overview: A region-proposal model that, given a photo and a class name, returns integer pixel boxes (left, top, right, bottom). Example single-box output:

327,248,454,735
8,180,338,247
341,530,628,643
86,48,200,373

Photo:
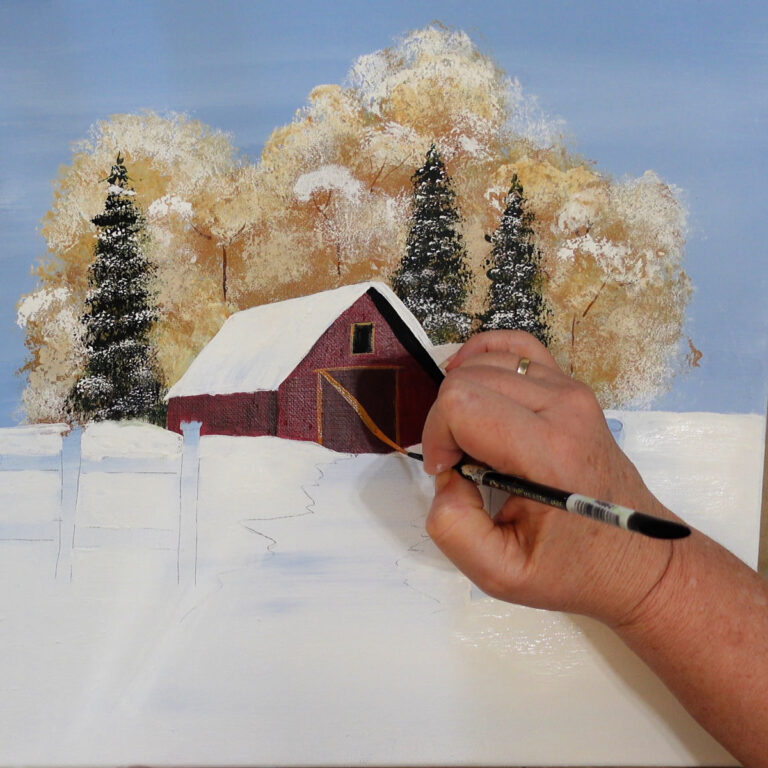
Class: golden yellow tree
19,112,243,421
19,25,693,422
240,24,692,405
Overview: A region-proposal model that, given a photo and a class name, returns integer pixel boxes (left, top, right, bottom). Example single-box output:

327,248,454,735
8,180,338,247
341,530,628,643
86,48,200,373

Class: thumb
426,470,509,595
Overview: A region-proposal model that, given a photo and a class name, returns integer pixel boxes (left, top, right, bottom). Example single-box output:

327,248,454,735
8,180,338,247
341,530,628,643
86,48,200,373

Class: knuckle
469,530,509,598
425,510,448,544
425,496,462,545
486,329,526,352
566,379,601,414
424,508,440,541
495,328,543,351
437,371,472,412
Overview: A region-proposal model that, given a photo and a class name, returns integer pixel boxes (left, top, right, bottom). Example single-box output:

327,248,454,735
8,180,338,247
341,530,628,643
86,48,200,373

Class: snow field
0,412,762,764
607,410,764,567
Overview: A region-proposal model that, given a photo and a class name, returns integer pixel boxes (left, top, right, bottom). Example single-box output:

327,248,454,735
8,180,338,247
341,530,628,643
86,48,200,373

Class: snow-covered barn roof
166,281,441,399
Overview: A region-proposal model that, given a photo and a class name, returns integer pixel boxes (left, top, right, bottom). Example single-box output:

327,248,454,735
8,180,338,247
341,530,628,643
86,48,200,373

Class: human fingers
426,469,523,597
439,363,561,415
421,375,549,479
453,351,565,385
445,330,558,372
429,465,678,620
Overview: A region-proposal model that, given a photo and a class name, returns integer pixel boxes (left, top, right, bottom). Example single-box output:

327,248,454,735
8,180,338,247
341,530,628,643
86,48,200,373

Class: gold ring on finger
516,357,531,376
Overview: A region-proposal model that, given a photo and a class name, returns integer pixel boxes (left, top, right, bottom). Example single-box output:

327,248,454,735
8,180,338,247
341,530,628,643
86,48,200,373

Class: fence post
178,421,202,586
57,427,82,582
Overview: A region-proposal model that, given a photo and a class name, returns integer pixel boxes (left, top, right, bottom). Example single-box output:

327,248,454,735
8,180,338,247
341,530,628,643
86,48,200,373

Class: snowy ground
0,412,763,765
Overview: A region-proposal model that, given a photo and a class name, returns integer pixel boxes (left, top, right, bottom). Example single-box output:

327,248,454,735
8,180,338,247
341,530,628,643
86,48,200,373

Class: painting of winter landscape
0,2,766,765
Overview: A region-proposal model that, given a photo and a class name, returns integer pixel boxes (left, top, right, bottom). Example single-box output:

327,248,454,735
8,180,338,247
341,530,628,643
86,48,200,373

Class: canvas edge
759,401,768,577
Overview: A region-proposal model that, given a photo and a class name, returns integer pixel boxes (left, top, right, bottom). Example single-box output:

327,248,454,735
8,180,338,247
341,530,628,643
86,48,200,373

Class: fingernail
434,469,453,493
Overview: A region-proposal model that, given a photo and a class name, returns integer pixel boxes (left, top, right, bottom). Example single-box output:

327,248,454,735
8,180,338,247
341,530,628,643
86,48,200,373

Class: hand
421,330,681,626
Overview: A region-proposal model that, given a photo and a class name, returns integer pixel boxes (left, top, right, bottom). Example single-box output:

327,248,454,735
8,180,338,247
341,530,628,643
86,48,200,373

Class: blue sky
0,0,766,423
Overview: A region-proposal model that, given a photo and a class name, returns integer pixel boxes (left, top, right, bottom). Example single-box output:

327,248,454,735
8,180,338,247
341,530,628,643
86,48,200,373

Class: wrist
608,523,694,640
579,489,686,630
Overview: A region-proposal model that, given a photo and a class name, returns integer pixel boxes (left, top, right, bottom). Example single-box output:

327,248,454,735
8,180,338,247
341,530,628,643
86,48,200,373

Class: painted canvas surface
0,2,766,765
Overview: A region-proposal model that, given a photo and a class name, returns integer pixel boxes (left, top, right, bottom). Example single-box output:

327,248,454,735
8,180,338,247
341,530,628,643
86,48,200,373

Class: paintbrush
319,369,690,540
407,451,690,540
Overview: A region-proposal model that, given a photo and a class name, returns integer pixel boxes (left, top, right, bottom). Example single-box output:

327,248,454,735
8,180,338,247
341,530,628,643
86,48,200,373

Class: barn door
318,368,398,453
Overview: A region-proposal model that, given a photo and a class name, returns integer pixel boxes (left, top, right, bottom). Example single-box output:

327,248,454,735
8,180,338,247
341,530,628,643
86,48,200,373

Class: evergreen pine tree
479,174,550,345
70,154,165,424
392,144,472,343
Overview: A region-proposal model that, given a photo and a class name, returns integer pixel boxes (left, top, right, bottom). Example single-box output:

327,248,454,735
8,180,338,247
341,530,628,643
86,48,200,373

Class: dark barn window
351,322,374,354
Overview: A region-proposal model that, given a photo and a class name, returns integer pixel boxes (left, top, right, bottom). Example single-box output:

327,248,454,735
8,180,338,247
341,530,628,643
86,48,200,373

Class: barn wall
277,293,439,452
167,391,277,437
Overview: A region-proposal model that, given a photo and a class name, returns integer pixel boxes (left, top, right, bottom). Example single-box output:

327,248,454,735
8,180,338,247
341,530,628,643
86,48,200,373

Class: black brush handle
456,461,691,541
406,453,690,540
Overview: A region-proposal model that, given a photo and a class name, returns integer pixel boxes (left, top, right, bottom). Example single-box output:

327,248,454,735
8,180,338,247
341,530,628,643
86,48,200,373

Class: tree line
70,148,550,425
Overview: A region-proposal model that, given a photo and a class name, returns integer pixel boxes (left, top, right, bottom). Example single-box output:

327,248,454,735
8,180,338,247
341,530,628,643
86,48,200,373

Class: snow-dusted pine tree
392,145,472,343
479,175,550,345
70,155,165,424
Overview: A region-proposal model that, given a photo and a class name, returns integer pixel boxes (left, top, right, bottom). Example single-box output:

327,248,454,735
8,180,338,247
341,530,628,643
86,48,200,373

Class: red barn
166,282,444,453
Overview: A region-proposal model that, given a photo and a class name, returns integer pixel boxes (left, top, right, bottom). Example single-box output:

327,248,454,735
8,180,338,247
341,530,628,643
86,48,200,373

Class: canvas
0,2,766,765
